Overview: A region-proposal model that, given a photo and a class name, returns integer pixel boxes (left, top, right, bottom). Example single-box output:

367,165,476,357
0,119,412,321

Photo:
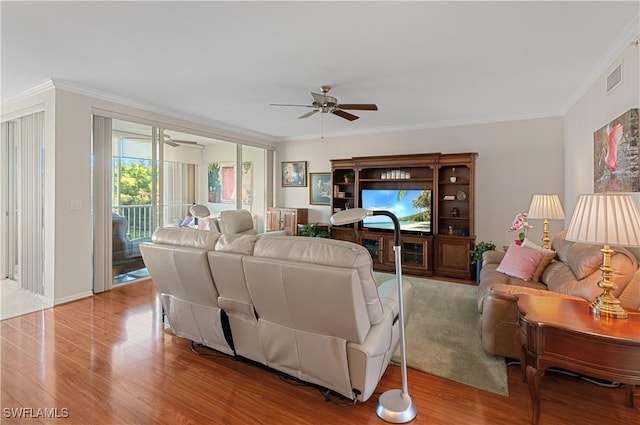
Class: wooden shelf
330,152,477,279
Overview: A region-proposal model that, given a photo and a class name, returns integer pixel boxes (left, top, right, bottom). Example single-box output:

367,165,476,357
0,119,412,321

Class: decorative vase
450,176,457,183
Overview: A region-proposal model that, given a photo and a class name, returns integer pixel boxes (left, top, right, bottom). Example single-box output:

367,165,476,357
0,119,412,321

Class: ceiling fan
270,86,378,121
114,130,199,147
163,135,199,148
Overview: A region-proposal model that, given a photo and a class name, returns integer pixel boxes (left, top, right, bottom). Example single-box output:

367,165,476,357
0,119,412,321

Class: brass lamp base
590,244,628,319
590,292,628,319
541,218,551,250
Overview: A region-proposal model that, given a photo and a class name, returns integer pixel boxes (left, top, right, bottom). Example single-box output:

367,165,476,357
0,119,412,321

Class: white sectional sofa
140,228,412,402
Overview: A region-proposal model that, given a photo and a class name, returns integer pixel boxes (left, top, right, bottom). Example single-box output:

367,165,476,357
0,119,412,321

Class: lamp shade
565,193,640,246
527,194,565,220
190,204,211,219
330,208,372,226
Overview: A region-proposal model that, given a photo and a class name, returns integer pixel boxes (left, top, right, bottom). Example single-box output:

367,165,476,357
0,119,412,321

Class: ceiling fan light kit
271,85,378,121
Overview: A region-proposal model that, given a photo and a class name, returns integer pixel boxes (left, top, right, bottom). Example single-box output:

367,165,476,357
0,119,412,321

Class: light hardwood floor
1,279,638,424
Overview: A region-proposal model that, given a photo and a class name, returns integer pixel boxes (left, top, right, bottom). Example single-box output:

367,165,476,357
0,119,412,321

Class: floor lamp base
375,389,417,423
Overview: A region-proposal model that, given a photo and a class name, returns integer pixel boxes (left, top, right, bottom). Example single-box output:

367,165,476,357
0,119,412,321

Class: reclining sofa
478,230,640,359
140,228,412,402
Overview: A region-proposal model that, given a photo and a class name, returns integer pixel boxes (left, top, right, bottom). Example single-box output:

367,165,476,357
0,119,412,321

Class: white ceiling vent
606,63,623,93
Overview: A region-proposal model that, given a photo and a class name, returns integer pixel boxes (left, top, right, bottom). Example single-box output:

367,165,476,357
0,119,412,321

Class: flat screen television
360,189,432,234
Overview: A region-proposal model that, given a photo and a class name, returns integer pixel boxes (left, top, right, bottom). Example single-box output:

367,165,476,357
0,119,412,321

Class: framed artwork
594,108,639,192
208,161,253,205
309,173,332,205
281,161,307,187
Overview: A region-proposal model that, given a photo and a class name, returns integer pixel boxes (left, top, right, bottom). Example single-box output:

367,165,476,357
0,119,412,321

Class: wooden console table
518,294,640,425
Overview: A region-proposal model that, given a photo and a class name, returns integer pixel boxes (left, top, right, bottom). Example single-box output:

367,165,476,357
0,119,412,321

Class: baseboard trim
54,291,93,306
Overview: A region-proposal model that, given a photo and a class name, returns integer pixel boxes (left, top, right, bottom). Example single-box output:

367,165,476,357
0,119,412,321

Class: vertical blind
92,115,113,293
12,112,45,294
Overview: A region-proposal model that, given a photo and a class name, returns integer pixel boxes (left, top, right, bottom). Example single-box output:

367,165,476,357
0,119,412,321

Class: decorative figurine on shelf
450,167,457,183
451,207,460,217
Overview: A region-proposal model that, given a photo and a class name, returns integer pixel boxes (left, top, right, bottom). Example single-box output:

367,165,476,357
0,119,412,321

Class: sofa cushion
522,238,556,282
215,234,258,255
219,209,257,235
253,236,385,325
552,231,602,280
151,227,221,249
496,242,544,281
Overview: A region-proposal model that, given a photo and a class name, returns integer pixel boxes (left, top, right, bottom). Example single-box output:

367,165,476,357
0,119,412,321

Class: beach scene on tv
361,189,432,232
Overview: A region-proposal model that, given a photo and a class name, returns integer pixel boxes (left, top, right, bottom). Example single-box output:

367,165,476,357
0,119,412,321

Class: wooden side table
517,294,640,425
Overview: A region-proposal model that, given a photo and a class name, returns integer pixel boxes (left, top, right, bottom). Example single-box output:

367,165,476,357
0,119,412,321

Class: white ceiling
2,1,639,142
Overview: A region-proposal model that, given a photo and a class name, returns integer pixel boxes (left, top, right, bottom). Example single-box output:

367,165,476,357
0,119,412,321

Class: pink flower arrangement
509,212,533,245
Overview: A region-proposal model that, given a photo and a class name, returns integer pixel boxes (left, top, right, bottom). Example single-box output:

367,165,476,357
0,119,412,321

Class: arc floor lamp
331,208,417,423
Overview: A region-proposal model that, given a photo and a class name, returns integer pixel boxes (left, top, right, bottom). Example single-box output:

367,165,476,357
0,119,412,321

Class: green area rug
374,272,509,396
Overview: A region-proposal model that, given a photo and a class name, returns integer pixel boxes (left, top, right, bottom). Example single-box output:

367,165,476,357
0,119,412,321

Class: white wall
275,117,565,248
565,43,640,258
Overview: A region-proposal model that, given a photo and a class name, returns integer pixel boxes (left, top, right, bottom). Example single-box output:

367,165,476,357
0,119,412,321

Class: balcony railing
114,205,153,239
113,203,193,239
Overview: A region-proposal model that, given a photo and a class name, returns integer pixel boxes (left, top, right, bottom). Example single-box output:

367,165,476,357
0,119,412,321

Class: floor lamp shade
565,193,640,318
527,194,565,249
190,204,211,218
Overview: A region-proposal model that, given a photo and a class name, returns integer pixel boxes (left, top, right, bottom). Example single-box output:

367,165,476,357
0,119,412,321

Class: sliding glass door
94,116,269,290
111,120,156,283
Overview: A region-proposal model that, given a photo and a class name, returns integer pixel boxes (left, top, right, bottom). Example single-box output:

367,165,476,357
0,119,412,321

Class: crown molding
50,78,278,143
1,79,55,105
4,78,277,144
560,12,640,114
277,111,563,142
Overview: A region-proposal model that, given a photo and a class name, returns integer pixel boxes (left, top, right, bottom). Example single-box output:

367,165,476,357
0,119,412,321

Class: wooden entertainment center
330,152,477,279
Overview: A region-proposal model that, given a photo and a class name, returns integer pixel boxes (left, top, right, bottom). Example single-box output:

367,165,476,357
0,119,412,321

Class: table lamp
330,208,416,423
527,194,565,249
565,193,640,319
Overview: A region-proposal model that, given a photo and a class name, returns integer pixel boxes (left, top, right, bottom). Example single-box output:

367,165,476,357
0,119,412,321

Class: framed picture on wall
281,161,307,187
309,173,331,205
593,108,639,192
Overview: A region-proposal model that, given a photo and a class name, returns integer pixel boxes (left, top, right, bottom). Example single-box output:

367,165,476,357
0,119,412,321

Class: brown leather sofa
478,230,640,359
140,228,412,402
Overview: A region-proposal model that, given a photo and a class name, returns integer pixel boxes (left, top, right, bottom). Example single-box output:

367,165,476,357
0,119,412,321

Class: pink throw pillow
496,242,544,281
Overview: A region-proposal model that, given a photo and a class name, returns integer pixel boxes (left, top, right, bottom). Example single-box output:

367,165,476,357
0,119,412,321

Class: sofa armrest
347,308,394,402
480,283,586,359
377,277,413,326
482,249,505,267
261,230,287,236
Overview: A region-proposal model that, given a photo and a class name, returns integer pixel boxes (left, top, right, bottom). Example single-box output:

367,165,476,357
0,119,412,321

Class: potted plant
343,170,355,183
471,241,496,283
208,163,222,203
297,223,329,238
450,167,457,183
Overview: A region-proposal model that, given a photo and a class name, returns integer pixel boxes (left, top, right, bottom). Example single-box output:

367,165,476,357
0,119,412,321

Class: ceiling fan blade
298,109,319,119
172,140,199,145
332,109,359,121
336,103,378,111
270,103,315,108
